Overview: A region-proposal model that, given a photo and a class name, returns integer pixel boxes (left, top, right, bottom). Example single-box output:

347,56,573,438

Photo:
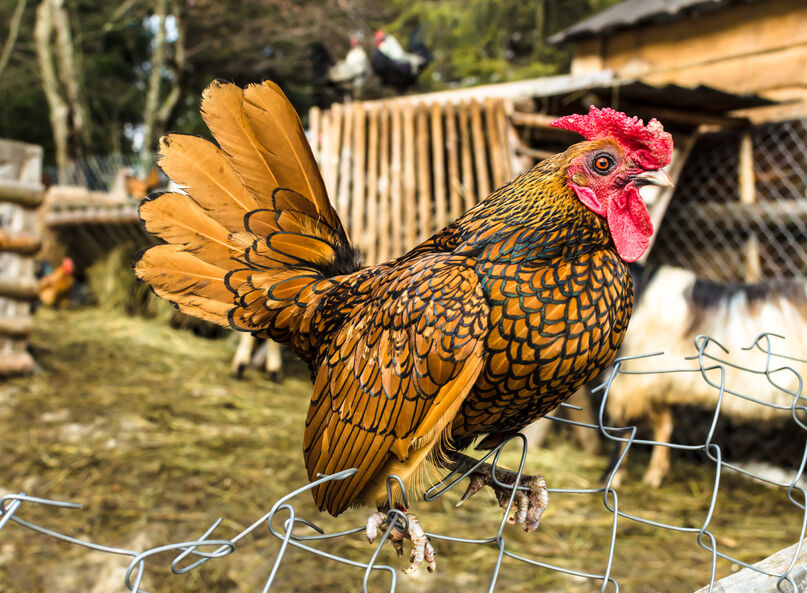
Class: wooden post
739,131,761,281
350,102,366,252
484,97,505,189
430,101,447,232
336,105,353,228
459,101,476,211
326,104,342,205
415,103,431,243
470,99,490,201
402,102,416,251
365,106,379,266
444,101,462,220
378,105,391,263
391,101,403,257
308,106,321,166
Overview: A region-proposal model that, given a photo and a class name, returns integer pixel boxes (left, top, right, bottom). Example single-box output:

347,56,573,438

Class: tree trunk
34,0,71,178
140,0,168,171
0,0,29,82
34,0,88,180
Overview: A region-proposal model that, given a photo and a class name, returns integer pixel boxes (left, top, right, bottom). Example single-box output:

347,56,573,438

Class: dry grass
0,307,803,592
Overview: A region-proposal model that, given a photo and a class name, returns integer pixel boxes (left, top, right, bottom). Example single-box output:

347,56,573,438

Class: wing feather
304,256,488,515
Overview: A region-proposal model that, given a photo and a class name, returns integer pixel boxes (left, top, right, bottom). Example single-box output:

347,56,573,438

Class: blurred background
1,0,807,591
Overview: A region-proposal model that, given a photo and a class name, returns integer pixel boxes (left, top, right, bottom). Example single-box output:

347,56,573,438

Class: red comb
550,106,673,170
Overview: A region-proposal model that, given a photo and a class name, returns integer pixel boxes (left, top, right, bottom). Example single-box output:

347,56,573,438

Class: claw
365,511,387,543
456,460,549,533
364,510,436,575
456,474,485,507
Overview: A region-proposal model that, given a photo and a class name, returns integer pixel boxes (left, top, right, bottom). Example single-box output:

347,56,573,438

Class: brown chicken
134,80,673,573
38,257,75,308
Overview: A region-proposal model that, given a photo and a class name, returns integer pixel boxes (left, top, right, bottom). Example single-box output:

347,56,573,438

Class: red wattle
606,185,653,262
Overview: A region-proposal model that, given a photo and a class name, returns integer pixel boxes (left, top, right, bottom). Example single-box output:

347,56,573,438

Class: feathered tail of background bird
134,80,361,354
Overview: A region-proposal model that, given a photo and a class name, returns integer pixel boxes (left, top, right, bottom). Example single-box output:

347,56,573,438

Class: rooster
371,29,432,93
134,81,673,573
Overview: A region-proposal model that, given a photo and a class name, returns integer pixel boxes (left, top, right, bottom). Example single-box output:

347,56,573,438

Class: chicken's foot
365,509,436,574
450,452,549,532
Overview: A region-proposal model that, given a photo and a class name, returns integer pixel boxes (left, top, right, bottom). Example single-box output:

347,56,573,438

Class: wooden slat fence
309,96,523,266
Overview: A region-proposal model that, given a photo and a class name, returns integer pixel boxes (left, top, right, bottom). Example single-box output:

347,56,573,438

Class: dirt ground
0,307,803,592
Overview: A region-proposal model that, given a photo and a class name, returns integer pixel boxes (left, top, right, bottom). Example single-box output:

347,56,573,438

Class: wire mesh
2,332,807,593
648,119,807,282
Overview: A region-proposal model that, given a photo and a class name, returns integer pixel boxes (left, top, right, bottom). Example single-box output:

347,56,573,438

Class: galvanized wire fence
648,119,807,282
2,333,807,592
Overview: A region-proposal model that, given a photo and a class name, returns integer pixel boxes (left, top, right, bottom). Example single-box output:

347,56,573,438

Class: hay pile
86,244,223,335
0,308,802,592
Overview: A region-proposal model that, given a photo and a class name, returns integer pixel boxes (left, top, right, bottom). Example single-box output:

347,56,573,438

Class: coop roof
548,0,758,45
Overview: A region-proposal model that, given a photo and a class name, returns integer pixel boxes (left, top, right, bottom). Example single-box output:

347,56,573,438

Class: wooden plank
319,110,332,194
693,539,807,593
391,101,404,257
402,102,416,251
365,106,379,265
0,350,35,376
327,105,343,203
378,104,391,263
350,102,366,251
739,131,760,281
0,277,38,300
0,230,41,255
505,100,534,174
336,103,353,228
485,97,505,189
0,316,33,337
0,180,44,208
509,111,558,129
416,103,432,242
470,99,491,201
45,206,140,227
496,99,514,181
458,101,476,211
430,102,447,231
309,106,321,165
444,101,462,220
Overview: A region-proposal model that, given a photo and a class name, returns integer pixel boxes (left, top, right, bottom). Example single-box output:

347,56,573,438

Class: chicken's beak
630,169,673,188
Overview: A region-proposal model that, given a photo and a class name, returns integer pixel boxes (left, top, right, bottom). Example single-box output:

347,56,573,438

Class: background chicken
371,29,433,93
134,81,672,573
327,34,371,100
38,257,75,309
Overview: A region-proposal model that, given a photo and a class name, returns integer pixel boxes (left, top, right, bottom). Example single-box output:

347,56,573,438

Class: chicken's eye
593,154,615,175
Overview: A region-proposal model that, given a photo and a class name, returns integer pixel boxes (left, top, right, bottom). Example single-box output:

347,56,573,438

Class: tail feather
157,134,260,232
134,79,359,349
135,244,248,325
139,192,244,268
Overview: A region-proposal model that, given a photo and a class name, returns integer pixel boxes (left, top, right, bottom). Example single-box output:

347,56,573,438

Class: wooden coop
41,167,156,277
0,140,45,376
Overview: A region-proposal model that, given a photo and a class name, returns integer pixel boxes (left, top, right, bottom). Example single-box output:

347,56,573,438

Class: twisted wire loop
2,332,806,592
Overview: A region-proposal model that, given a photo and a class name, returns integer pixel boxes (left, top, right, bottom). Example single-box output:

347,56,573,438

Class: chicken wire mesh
648,119,807,282
2,333,807,593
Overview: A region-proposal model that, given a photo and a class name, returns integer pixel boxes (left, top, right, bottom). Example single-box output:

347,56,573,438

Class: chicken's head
550,106,673,262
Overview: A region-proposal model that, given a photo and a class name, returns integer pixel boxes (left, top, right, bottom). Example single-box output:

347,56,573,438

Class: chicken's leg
450,452,549,532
